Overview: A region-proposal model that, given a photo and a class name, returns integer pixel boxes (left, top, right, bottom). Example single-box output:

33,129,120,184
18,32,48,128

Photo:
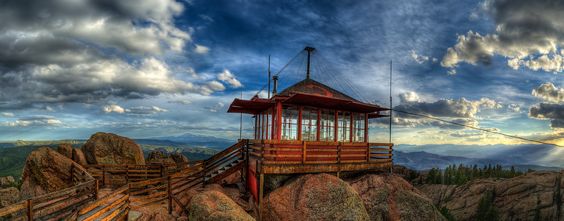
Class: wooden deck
247,139,393,174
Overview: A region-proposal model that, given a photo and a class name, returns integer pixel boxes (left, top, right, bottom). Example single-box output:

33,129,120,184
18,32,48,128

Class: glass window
301,108,318,141
338,112,351,142
320,110,335,141
282,106,298,140
353,113,365,142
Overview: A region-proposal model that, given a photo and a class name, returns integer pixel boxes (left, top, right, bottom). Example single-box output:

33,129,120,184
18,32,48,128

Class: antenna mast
267,55,271,99
304,46,315,79
389,60,393,174
389,60,392,144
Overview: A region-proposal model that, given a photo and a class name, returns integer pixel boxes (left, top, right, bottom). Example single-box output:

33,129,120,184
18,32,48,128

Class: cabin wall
254,104,368,143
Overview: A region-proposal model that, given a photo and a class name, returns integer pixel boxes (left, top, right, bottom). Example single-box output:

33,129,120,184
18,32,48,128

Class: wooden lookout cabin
227,46,394,206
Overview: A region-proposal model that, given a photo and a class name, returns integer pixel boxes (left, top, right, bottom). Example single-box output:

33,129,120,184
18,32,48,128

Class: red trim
276,102,282,140
364,113,369,142
297,106,303,141
334,111,338,142
316,109,321,141
350,113,354,142
270,107,275,139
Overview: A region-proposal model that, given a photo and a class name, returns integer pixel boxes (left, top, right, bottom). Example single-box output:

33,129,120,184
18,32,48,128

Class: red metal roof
282,93,388,113
227,98,273,114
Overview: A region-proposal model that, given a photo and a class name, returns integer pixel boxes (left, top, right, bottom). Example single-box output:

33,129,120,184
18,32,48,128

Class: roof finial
304,46,315,79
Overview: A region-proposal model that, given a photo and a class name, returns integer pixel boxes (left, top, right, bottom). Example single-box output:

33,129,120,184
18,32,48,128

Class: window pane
301,108,318,141
320,110,334,141
354,114,365,142
338,112,351,142
282,106,298,140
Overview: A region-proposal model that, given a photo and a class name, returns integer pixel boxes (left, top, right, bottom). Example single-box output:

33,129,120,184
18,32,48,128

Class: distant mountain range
149,133,235,150
395,144,563,171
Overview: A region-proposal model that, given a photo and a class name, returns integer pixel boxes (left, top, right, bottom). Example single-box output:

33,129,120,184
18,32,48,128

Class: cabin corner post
364,113,369,142
276,102,282,140
297,106,303,141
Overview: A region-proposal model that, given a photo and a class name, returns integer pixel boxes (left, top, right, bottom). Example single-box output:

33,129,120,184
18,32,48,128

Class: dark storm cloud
529,103,564,129
442,0,564,72
0,0,233,110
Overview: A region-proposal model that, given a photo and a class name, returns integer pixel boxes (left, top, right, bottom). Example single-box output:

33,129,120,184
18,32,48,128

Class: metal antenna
389,60,393,174
389,60,392,144
267,55,271,99
305,47,315,79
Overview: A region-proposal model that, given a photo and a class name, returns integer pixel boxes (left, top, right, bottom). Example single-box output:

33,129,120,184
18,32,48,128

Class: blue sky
0,0,562,146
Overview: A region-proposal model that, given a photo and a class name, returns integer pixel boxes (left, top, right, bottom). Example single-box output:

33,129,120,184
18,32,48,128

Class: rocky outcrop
20,147,88,198
420,171,564,221
72,148,88,166
147,150,176,165
82,132,145,165
170,152,189,165
262,173,369,221
0,176,16,187
188,190,254,221
348,174,446,221
57,143,73,159
0,187,19,207
0,176,20,208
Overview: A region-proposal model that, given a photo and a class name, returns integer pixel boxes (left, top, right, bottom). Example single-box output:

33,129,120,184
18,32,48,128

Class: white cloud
1,112,14,117
194,44,210,54
410,50,436,64
102,104,126,113
207,102,225,112
127,106,168,115
217,69,243,88
532,82,564,103
441,0,564,73
2,116,62,127
399,91,420,103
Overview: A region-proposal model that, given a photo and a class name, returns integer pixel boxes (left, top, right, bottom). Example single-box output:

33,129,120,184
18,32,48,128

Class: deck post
302,141,307,164
297,106,302,141
366,143,370,162
126,165,129,184
258,173,264,221
69,163,74,184
102,166,106,187
95,180,99,199
276,102,282,140
168,176,172,214
26,199,32,221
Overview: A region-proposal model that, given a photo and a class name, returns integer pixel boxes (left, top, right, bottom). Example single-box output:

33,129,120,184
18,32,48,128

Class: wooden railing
78,185,129,221
203,140,246,184
0,163,96,221
247,140,393,165
0,180,97,221
86,164,168,187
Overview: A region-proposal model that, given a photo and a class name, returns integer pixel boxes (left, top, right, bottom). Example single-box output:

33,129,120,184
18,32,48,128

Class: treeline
425,164,524,185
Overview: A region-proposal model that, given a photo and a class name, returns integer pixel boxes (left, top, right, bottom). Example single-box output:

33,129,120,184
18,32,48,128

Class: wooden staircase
203,139,247,184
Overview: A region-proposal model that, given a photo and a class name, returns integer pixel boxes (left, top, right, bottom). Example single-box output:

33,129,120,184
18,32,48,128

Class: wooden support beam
258,173,264,220
302,141,307,164
276,102,282,140
334,111,338,142
26,199,32,221
350,113,354,143
316,109,321,141
168,176,172,214
297,106,302,141
364,113,369,142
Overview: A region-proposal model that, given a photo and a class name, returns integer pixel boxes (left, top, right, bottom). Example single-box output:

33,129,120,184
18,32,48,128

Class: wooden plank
100,202,127,221
82,194,128,221
0,201,26,217
130,185,166,196
79,186,127,215
130,191,167,203
128,177,167,187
